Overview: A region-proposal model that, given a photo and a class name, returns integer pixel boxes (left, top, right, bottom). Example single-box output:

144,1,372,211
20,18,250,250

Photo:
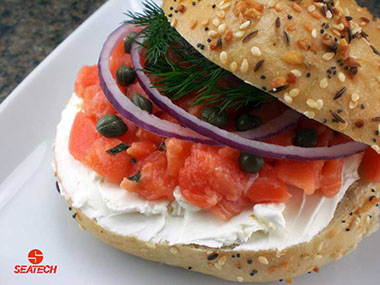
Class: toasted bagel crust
162,0,380,153
56,160,379,283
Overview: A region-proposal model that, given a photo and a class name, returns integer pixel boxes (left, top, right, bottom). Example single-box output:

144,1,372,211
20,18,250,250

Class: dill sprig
125,1,271,111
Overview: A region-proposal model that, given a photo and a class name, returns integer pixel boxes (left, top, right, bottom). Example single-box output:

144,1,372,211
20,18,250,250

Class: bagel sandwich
54,0,380,282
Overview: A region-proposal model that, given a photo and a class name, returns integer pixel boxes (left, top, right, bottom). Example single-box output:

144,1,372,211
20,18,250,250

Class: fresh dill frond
125,1,272,111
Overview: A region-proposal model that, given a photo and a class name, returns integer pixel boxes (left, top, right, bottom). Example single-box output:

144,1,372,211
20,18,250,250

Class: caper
200,106,228,128
116,65,135,86
96,114,128,138
293,128,318,147
239,152,265,174
124,31,137,54
236,114,262,131
131,92,153,114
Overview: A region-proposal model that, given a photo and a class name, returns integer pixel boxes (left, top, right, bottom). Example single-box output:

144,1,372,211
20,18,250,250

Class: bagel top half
162,0,380,152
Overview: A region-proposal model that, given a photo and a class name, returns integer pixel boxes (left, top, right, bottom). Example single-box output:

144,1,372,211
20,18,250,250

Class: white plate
0,0,378,284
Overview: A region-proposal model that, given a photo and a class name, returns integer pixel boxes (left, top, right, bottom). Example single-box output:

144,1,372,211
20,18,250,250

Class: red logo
28,249,43,264
14,249,57,274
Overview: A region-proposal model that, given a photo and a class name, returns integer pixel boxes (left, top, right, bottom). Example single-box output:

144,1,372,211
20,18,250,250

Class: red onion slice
98,24,216,145
129,30,368,160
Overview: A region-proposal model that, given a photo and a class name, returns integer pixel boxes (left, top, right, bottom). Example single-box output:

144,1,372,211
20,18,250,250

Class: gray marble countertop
0,0,105,103
0,0,378,103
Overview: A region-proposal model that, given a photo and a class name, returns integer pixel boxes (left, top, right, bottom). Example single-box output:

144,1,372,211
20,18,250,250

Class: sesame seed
268,0,276,8
306,72,311,78
261,75,266,79
218,255,227,265
284,93,293,104
326,10,333,19
320,78,328,89
372,145,380,152
202,18,209,26
247,259,253,264
289,88,300,97
322,52,335,61
338,72,346,82
240,20,251,30
258,256,269,265
291,69,302,77
288,14,293,19
230,61,238,72
220,51,228,64
304,111,315,118
72,213,77,219
170,247,178,255
217,10,226,18
219,2,231,10
275,2,283,11
237,276,244,282
235,30,245,38
208,30,218,38
307,98,321,109
212,18,220,26
187,266,192,270
170,18,177,27
312,29,317,38
251,46,261,56
307,5,316,12
190,19,197,29
218,23,226,33
240,59,249,73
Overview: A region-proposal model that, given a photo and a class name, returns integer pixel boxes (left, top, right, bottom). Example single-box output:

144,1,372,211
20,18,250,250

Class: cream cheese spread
54,94,362,251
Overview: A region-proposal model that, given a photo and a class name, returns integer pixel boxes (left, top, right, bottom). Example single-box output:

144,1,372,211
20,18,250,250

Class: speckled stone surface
0,0,105,103
0,0,379,103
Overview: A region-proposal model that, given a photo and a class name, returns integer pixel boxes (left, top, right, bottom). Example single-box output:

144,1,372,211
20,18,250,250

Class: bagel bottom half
55,162,379,283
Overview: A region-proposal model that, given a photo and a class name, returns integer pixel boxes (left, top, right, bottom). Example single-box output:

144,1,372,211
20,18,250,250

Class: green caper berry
131,92,153,114
294,129,318,148
236,114,262,131
116,65,135,86
124,31,137,54
200,106,228,128
96,114,128,138
239,153,265,174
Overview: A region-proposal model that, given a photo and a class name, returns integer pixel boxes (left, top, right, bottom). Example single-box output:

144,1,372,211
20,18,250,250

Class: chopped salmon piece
85,137,135,184
245,165,291,204
178,145,247,208
69,112,101,162
361,148,380,183
74,65,99,98
166,138,192,177
210,198,244,221
122,151,176,201
127,141,158,159
276,160,324,195
319,159,344,197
